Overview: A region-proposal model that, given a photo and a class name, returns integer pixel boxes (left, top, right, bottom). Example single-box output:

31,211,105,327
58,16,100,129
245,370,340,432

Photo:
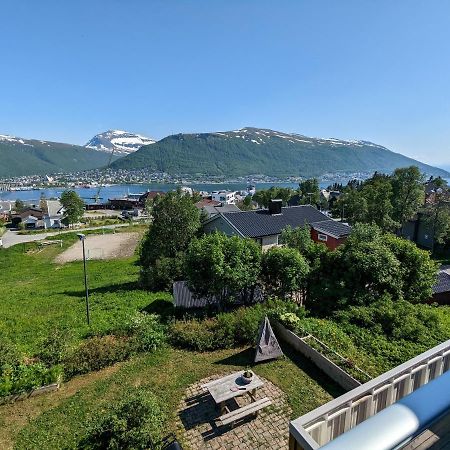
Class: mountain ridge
0,134,117,178
111,127,450,178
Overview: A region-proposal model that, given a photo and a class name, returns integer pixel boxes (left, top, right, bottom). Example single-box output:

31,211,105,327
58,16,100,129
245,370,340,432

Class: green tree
14,199,25,212
139,191,201,289
384,234,438,303
252,186,294,208
362,175,397,230
424,197,450,252
334,188,368,224
185,233,261,306
298,178,320,205
261,246,310,301
281,225,329,303
325,224,402,307
60,190,85,226
391,166,425,231
140,191,201,267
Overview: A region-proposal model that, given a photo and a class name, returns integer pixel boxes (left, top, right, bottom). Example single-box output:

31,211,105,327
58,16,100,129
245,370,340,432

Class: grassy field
0,346,341,450
0,230,169,354
0,231,344,449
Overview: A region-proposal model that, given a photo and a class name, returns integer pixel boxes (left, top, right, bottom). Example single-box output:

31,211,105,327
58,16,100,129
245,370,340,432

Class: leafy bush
0,363,63,397
169,318,217,351
140,254,185,292
64,335,132,378
169,304,268,351
126,312,166,352
277,312,302,331
79,388,165,449
37,327,73,366
0,337,21,368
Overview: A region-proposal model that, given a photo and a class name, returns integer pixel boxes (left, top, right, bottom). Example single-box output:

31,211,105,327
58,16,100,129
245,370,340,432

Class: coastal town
3,2,450,450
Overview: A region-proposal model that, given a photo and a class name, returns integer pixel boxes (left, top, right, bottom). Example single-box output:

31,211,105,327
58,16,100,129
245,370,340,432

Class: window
318,233,328,242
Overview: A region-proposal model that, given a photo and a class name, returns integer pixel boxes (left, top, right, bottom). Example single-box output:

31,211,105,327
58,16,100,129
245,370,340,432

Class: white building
211,190,236,205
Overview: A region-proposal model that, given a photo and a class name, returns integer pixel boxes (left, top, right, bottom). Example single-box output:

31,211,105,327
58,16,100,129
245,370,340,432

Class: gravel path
54,232,140,263
0,224,130,249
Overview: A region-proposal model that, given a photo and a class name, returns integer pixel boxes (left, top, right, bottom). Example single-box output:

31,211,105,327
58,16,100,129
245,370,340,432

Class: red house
310,220,351,250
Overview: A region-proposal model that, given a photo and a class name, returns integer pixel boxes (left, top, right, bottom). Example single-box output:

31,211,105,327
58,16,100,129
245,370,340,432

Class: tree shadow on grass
140,299,175,319
60,281,140,297
215,345,344,399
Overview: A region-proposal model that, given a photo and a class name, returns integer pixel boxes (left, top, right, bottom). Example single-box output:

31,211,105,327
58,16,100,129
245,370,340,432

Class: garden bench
217,396,272,426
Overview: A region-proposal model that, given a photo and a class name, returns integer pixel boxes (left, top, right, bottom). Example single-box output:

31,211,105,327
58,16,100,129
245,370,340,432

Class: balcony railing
289,338,450,450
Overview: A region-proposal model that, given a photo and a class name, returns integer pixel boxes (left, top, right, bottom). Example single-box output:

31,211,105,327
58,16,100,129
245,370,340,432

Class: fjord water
0,182,313,204
2,178,449,204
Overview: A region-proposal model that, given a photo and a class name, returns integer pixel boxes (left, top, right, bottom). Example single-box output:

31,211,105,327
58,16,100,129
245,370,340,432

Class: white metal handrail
320,370,450,450
290,338,450,449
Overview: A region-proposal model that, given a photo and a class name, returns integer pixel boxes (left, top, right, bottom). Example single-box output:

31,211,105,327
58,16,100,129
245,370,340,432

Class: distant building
195,198,241,218
401,212,435,250
203,200,351,250
431,266,450,304
211,190,236,205
109,191,165,210
11,208,45,228
0,201,13,221
43,200,65,229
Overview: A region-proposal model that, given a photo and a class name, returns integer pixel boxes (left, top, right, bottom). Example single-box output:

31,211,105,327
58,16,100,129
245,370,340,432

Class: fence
172,281,264,309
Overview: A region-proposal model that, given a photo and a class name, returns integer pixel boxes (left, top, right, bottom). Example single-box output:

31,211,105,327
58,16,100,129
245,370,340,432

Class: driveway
0,224,131,249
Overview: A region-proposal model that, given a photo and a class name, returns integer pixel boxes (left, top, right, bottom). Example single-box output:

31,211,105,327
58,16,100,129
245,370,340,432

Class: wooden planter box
271,320,361,391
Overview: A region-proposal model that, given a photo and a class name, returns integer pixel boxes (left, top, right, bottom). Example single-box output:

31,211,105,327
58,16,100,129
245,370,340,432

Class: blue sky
1,0,450,167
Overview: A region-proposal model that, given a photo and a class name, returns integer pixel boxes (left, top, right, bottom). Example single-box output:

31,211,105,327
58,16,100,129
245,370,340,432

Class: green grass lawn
0,235,343,449
0,346,341,450
0,232,170,354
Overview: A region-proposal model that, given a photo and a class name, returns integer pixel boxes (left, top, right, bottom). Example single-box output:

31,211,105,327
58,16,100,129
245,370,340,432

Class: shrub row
0,312,167,397
169,302,288,351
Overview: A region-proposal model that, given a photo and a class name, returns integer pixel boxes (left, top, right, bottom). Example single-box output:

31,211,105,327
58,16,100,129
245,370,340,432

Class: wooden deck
402,412,450,449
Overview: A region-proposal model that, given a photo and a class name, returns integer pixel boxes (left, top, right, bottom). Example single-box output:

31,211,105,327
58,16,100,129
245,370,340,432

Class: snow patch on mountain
219,127,388,150
0,134,33,146
85,130,155,155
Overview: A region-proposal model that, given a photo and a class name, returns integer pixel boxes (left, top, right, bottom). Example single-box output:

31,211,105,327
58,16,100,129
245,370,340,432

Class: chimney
268,199,282,215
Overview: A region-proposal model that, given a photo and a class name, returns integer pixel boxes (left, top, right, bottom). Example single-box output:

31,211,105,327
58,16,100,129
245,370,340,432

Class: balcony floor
401,412,450,449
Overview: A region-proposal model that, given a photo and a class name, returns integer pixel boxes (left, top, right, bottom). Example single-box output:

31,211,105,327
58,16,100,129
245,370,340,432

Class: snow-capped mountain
85,130,155,155
111,126,450,178
211,127,386,150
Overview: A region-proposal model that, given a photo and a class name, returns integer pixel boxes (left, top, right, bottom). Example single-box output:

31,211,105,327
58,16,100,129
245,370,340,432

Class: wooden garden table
201,370,264,415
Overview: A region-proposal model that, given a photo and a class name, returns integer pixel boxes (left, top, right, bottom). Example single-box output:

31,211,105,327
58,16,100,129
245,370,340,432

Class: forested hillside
111,128,449,178
0,136,117,177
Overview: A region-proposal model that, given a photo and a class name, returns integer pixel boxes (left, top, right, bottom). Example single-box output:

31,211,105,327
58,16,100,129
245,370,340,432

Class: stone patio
175,373,291,450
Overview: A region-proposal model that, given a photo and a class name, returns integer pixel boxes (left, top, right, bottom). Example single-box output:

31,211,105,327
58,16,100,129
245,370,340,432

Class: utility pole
77,233,90,325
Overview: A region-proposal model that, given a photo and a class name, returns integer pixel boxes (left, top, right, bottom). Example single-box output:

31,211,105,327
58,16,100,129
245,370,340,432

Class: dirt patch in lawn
54,232,140,263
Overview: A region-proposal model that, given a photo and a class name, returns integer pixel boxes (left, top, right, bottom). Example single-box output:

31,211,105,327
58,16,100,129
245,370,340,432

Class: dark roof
310,220,352,239
139,191,165,202
221,205,330,238
433,267,450,294
14,208,44,219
